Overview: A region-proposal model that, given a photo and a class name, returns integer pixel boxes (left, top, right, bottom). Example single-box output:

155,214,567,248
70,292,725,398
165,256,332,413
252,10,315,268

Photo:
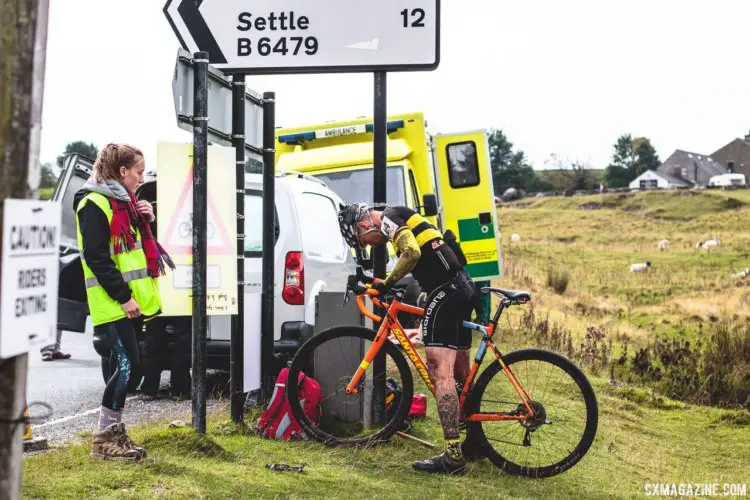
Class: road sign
163,0,440,74
172,48,264,157
0,199,60,359
156,141,238,316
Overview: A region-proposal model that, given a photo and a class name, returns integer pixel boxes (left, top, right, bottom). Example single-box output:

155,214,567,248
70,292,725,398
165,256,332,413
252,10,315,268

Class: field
22,189,750,499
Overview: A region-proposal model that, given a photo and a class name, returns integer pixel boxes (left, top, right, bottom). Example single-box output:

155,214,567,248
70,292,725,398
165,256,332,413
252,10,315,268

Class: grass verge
23,382,750,500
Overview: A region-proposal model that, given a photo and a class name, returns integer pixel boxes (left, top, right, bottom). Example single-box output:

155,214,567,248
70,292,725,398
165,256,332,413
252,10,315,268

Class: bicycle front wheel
286,326,414,447
465,348,598,478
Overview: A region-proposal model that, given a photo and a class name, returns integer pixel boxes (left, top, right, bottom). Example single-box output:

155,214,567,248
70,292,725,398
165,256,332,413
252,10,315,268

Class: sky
39,0,750,171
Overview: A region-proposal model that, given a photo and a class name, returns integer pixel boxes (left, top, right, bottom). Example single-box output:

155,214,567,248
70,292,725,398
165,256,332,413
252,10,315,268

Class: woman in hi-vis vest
74,143,174,461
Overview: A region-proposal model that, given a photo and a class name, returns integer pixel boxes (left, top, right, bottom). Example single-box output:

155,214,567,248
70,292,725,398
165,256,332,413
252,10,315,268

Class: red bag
409,394,427,418
256,367,322,440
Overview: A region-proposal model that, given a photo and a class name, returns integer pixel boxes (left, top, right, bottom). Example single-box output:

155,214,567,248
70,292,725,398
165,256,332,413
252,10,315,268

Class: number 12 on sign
401,8,426,27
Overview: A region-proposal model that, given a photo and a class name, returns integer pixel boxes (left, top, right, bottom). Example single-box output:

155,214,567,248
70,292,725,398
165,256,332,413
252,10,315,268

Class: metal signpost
164,0,440,424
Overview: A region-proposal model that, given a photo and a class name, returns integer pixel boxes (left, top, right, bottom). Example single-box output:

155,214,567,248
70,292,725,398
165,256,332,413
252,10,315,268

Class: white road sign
0,199,61,358
163,0,440,74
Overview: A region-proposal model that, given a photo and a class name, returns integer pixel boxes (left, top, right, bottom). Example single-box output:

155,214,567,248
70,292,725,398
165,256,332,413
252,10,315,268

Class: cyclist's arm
78,202,132,304
383,229,421,287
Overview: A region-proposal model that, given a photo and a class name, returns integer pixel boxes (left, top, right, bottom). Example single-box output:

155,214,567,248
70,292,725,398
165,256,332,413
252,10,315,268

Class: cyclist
338,202,479,475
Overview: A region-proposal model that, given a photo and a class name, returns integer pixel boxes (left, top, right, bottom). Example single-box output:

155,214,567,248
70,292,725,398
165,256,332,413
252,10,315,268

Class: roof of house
711,138,750,177
654,170,692,186
633,169,692,187
656,150,727,185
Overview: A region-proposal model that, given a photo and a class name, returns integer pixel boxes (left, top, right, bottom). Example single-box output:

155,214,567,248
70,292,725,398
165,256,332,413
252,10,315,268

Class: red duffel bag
409,394,427,418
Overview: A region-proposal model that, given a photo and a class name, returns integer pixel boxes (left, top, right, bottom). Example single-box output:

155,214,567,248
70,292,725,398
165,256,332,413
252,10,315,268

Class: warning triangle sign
162,167,234,256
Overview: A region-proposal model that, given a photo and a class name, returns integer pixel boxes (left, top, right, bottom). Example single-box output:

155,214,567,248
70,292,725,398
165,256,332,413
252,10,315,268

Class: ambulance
274,112,503,285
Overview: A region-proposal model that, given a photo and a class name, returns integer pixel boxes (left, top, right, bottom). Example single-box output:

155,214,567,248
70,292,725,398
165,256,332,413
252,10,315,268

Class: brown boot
91,423,142,461
119,423,148,459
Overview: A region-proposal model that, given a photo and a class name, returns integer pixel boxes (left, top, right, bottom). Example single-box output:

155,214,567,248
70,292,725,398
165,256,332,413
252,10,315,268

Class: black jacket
73,189,133,304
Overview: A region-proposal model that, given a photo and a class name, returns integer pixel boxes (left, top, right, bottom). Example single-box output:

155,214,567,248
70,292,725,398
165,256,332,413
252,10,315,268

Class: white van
204,170,356,367
53,154,355,376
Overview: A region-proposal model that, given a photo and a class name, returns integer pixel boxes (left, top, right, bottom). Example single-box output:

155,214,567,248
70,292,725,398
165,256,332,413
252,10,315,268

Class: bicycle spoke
474,351,596,476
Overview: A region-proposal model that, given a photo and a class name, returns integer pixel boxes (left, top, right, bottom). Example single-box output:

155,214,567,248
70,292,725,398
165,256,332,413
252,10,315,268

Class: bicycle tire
464,348,598,478
286,326,414,447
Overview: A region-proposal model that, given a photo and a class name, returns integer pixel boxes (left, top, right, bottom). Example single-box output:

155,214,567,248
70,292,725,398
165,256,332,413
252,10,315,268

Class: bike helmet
338,202,371,248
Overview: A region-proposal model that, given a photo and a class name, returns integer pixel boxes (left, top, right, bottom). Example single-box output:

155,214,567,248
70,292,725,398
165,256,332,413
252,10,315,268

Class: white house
629,170,691,190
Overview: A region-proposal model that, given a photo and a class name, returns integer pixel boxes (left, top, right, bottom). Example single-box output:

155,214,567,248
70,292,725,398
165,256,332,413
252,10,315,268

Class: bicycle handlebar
356,288,384,323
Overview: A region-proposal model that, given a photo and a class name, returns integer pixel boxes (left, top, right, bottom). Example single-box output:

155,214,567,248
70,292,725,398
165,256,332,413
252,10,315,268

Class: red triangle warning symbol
162,167,234,256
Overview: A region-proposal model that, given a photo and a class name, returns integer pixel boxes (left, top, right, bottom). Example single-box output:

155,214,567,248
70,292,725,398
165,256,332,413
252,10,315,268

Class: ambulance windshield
314,166,406,206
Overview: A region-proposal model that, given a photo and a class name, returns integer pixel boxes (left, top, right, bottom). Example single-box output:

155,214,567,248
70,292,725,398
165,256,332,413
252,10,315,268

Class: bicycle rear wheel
286,326,414,447
464,348,598,478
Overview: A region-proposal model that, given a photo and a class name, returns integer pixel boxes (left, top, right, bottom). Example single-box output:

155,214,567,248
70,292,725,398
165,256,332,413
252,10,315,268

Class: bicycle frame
346,289,536,422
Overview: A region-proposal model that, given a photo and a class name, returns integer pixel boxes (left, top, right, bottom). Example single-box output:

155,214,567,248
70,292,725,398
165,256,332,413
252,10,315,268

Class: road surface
26,325,230,447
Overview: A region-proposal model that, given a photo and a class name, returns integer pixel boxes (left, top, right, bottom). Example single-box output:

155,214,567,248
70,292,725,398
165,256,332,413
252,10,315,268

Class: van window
314,166,407,206
408,169,419,206
296,192,346,259
446,142,480,188
244,191,279,257
60,172,88,243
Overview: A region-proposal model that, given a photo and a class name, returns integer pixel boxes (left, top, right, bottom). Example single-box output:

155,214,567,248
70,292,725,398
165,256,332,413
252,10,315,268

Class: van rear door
52,154,95,332
431,131,502,281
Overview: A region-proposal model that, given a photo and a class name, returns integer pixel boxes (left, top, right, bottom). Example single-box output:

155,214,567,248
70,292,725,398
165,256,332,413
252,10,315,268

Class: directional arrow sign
163,0,440,74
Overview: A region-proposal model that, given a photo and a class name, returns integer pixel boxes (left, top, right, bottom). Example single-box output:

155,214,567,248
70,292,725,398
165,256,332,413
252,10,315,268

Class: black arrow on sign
164,0,227,64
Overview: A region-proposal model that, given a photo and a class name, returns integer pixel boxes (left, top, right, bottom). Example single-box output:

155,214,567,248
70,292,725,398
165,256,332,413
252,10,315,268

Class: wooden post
0,0,47,497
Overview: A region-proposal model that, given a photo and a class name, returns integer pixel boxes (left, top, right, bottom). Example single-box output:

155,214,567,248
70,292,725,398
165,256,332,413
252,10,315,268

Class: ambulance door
431,131,502,281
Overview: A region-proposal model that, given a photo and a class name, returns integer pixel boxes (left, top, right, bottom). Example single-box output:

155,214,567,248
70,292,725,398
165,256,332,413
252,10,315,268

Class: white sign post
163,0,440,74
0,199,61,359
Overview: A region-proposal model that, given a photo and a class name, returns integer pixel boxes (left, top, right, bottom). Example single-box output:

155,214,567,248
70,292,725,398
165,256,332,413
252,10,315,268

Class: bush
547,267,570,294
613,319,750,408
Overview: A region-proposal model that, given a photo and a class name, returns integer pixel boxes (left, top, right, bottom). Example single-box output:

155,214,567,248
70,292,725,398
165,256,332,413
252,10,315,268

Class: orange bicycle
286,269,598,478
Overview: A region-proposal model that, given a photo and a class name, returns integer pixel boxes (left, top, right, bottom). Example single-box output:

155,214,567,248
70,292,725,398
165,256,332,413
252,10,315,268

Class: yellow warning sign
156,142,238,316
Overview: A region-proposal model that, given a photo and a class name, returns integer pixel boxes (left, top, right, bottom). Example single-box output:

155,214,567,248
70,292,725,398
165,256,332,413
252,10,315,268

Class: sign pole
371,70,388,426
191,51,209,434
230,74,246,423
260,91,276,402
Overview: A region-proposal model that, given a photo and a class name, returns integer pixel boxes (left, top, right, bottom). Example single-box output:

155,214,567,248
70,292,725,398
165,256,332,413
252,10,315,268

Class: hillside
494,188,750,407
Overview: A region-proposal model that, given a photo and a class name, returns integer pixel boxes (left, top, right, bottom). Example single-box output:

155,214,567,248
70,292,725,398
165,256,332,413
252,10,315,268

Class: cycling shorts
421,271,476,350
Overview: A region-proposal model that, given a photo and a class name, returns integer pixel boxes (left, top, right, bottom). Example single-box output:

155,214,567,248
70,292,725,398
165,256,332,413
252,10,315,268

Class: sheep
630,261,651,273
697,238,721,250
511,233,521,242
732,268,750,279
658,239,669,251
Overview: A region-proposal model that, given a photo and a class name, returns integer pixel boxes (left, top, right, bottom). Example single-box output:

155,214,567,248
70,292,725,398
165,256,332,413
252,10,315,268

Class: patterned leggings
93,317,142,411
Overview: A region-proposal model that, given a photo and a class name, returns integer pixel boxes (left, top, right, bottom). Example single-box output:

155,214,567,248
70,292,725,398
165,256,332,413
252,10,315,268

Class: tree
603,134,660,187
39,162,56,189
545,154,594,191
487,128,538,195
56,140,99,169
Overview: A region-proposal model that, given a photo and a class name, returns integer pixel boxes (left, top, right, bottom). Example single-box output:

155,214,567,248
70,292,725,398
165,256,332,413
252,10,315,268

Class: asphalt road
26,324,230,448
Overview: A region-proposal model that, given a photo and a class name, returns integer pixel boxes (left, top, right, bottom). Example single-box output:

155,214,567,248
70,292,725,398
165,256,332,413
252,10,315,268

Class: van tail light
282,251,304,305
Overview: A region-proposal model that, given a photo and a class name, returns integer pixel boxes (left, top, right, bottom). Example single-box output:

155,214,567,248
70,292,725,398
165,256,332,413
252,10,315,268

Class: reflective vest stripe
81,241,144,266
85,268,150,289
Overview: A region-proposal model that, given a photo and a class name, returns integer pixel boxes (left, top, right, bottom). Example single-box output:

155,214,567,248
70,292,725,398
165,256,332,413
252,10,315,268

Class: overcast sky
40,0,750,171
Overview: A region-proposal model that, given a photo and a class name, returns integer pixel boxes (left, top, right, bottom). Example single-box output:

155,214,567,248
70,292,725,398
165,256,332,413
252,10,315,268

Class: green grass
22,387,750,499
37,187,54,200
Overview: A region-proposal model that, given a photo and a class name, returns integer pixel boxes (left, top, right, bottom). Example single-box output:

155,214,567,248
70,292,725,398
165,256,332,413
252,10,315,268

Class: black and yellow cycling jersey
380,206,463,293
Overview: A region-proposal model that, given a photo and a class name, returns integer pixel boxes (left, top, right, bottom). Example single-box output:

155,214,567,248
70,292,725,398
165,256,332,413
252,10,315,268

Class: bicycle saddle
480,287,531,303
